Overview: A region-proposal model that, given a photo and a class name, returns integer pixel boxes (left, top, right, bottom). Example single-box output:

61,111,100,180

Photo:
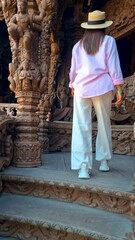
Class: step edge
0,213,125,240
1,174,135,199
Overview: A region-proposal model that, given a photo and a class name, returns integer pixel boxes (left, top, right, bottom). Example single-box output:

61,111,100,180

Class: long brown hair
80,29,105,55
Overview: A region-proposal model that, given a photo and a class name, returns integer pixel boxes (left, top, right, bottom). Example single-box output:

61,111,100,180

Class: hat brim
81,21,113,29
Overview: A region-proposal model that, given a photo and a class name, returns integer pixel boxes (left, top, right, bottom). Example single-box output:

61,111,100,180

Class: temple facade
0,0,135,167
0,1,135,239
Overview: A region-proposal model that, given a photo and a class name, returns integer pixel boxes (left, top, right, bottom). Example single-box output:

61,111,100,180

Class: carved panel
48,122,135,155
104,0,135,39
3,178,132,215
124,73,135,121
0,110,14,170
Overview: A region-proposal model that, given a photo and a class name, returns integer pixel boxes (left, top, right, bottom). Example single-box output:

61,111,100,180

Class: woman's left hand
115,93,123,108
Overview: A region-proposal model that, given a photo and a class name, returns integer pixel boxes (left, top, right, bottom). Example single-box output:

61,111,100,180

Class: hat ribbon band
87,19,105,25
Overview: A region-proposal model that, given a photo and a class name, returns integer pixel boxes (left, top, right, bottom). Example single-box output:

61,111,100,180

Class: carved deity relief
8,0,42,61
8,59,42,92
8,0,31,55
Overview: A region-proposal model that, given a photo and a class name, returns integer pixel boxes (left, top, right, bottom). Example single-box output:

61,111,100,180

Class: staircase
0,152,135,240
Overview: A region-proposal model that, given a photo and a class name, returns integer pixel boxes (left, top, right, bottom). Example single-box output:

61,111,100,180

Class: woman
69,10,124,178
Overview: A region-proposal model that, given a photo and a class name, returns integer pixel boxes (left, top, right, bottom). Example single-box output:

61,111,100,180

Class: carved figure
48,32,59,96
39,63,48,93
39,93,55,108
57,85,69,108
8,0,32,59
8,62,17,91
34,0,47,23
19,60,34,91
50,32,59,55
18,60,40,91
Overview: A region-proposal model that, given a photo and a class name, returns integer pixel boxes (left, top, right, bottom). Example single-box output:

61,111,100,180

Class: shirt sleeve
69,47,77,88
106,37,124,85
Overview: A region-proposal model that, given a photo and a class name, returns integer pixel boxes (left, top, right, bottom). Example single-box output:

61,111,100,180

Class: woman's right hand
71,88,74,96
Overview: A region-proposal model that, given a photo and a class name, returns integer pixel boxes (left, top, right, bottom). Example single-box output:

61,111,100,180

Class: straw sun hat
81,10,113,29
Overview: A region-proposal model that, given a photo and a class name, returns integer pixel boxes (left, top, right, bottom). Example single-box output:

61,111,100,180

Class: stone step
1,171,134,216
1,152,135,215
0,193,133,240
0,238,18,240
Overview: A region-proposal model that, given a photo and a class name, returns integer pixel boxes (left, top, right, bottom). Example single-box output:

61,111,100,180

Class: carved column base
38,109,50,154
12,91,41,167
12,140,41,167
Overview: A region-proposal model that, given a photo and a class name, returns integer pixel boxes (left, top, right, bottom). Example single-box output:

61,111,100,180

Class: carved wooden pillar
37,0,59,153
7,53,43,167
12,91,41,167
1,0,49,167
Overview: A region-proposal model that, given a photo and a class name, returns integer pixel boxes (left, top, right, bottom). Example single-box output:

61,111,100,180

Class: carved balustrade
0,109,14,187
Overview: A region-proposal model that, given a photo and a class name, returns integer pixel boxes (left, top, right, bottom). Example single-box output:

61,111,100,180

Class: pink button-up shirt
69,35,124,98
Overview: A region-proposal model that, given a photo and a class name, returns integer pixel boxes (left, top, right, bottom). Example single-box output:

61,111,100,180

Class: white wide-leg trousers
71,91,113,170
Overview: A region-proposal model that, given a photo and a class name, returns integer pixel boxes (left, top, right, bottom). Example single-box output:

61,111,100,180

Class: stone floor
2,152,135,192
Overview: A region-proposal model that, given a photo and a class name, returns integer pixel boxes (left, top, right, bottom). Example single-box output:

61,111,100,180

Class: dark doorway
0,20,14,103
116,36,133,78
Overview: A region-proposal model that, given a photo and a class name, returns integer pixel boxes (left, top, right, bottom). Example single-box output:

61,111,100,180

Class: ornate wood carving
0,0,54,166
0,110,14,170
0,0,16,23
0,0,135,160
104,0,135,39
36,0,66,153
48,122,135,155
124,73,135,122
11,91,41,167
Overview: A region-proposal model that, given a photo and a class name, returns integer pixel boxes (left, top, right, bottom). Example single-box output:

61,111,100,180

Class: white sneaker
99,160,109,172
78,162,90,179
